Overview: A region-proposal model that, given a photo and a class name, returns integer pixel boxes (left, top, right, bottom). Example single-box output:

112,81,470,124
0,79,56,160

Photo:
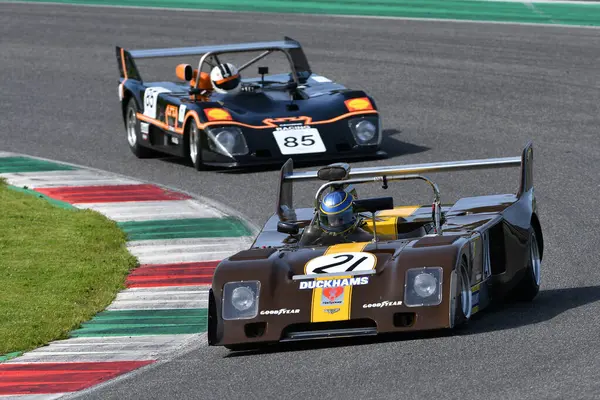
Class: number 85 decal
305,252,377,275
284,135,316,148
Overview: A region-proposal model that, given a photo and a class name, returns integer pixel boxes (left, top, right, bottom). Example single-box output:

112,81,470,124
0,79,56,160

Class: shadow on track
156,129,429,174
222,285,600,357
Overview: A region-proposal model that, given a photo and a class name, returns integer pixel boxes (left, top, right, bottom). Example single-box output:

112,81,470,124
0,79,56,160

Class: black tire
185,120,206,171
451,258,472,329
125,98,156,158
512,230,541,302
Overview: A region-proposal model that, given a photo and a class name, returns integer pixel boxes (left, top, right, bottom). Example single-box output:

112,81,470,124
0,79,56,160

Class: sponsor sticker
324,308,340,314
275,124,309,130
140,122,149,134
178,104,187,122
321,287,344,306
362,300,402,309
260,308,300,316
299,276,369,290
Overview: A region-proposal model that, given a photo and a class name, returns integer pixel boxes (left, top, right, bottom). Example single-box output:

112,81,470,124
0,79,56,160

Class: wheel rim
460,267,472,319
531,234,541,286
189,124,199,163
127,108,137,147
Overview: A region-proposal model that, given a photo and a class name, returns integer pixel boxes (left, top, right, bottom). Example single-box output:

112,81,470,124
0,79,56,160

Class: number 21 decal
305,252,377,275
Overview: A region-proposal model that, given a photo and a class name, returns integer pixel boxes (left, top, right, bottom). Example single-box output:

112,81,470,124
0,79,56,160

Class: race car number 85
273,128,326,155
142,87,171,119
284,135,315,147
304,252,377,275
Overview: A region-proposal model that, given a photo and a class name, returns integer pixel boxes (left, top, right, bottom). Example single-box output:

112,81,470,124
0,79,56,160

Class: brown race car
207,142,543,350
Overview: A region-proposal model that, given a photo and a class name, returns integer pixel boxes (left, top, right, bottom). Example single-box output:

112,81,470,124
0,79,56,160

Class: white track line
127,237,253,264
73,199,225,222
106,287,209,311
0,394,68,400
5,335,199,363
0,170,141,188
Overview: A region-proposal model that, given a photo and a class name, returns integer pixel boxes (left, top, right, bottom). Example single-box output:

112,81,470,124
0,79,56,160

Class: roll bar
276,142,534,235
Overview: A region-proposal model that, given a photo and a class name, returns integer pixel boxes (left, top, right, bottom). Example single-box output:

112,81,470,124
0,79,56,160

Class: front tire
451,259,472,329
125,98,155,158
186,121,206,171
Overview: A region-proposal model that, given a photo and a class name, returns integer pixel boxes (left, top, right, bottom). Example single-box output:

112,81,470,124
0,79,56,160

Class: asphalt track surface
2,3,600,399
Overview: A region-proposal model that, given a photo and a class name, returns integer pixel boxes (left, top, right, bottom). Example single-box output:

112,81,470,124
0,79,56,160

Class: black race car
116,37,386,170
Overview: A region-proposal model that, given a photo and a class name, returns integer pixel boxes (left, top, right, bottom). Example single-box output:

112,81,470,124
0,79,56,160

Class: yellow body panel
361,205,422,237
310,242,370,323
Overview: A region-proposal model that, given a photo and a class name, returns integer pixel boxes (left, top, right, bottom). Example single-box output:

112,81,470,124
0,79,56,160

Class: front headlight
206,126,249,157
348,117,379,145
355,120,376,142
222,281,260,320
404,267,443,307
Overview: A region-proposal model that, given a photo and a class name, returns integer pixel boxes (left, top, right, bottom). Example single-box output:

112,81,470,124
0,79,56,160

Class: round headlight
231,286,255,311
216,130,237,153
413,273,438,298
355,120,376,142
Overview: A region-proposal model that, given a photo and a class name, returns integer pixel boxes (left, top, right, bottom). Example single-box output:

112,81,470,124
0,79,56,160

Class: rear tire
125,98,156,158
512,230,541,302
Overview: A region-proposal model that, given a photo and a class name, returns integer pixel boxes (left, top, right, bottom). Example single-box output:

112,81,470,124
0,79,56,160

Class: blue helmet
319,190,356,233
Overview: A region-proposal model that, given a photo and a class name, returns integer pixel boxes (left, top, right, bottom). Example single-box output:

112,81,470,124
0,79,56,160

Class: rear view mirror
277,221,300,235
176,63,193,81
353,197,394,214
317,163,350,181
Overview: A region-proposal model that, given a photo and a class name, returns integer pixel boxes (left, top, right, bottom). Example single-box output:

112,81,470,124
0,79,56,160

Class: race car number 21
305,252,377,275
273,128,326,155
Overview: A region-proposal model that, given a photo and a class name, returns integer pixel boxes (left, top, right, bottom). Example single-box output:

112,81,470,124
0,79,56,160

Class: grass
0,179,138,355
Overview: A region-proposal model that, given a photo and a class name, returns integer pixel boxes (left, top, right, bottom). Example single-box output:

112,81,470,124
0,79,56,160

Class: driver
210,63,242,95
315,188,373,244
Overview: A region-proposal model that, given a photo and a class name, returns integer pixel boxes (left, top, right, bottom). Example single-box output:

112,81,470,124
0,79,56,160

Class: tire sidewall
185,121,204,170
126,98,141,150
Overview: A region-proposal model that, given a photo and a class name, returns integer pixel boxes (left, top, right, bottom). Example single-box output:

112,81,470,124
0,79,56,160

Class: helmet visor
215,75,240,91
319,209,355,232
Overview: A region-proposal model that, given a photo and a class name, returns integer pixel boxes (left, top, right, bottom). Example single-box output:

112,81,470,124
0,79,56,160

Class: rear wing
115,36,311,84
276,142,534,221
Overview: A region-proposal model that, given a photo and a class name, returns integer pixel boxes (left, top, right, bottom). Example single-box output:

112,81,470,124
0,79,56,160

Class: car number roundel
304,252,377,275
143,87,171,119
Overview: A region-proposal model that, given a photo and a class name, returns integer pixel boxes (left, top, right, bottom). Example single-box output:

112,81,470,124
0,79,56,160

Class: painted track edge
1,0,600,29
0,150,261,236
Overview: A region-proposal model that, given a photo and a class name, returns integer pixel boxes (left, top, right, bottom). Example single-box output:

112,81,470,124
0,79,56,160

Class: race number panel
305,252,377,275
272,128,326,155
143,87,171,119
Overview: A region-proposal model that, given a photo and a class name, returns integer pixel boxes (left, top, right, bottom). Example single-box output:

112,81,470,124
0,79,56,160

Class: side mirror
353,197,394,214
277,221,300,235
258,66,269,75
176,64,193,81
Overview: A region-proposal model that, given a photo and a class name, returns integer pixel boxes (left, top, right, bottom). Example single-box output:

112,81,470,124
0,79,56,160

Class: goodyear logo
362,300,402,308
